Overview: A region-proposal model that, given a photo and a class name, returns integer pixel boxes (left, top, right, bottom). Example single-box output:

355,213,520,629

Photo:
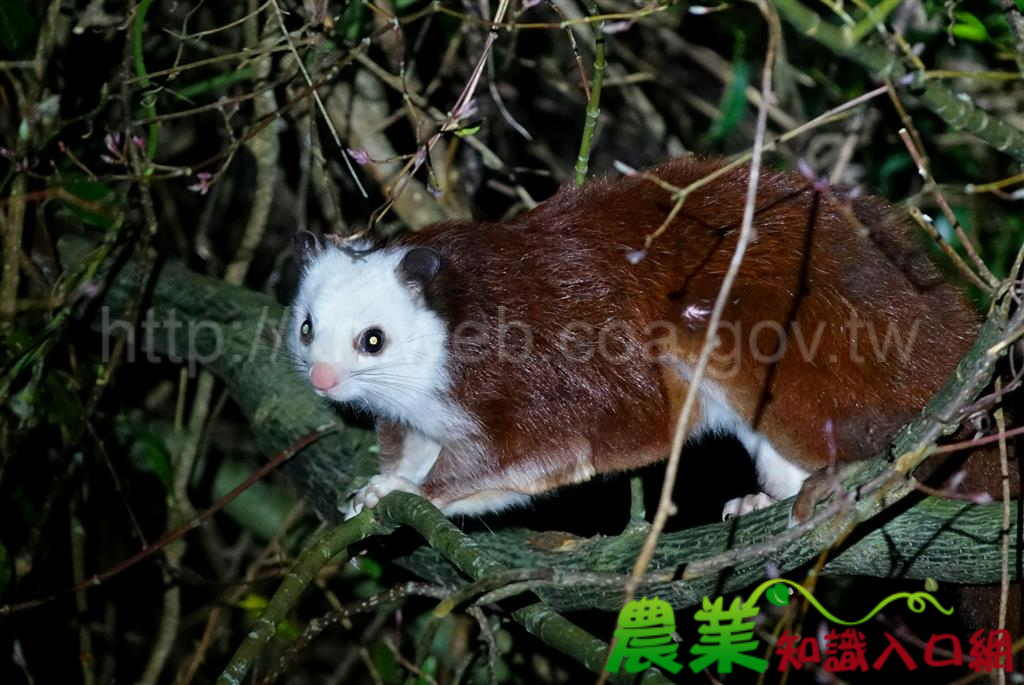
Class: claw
344,474,422,520
721,492,776,521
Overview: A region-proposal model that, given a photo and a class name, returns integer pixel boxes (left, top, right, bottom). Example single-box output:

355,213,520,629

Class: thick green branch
220,491,674,684
376,493,672,684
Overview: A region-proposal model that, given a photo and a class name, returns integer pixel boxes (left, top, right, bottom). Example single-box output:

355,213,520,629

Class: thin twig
929,425,1024,455
260,582,448,685
897,127,1000,289
573,0,606,186
217,505,378,685
70,504,96,685
620,0,781,647
0,424,338,617
639,85,889,247
356,0,527,230
1001,0,1024,74
908,207,993,293
0,0,58,326
434,2,671,31
269,0,366,197
175,607,224,685
996,376,1011,685
966,171,1024,195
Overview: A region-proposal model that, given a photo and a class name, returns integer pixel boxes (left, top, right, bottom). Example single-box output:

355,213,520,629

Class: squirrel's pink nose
310,363,338,391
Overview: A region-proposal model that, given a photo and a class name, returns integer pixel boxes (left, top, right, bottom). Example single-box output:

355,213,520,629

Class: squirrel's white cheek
402,319,444,361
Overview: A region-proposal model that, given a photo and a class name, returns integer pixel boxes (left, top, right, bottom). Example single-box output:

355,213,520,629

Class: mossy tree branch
220,493,676,684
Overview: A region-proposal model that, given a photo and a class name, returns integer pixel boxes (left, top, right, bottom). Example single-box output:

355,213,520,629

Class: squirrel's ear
398,247,441,292
293,231,324,267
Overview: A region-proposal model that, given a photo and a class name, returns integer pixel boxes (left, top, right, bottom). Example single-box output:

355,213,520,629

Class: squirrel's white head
288,231,456,433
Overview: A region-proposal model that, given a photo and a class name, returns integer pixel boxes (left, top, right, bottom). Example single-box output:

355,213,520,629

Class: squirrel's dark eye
359,328,385,354
300,318,314,344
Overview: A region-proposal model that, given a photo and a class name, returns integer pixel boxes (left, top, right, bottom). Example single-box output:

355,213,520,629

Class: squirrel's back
400,156,979,477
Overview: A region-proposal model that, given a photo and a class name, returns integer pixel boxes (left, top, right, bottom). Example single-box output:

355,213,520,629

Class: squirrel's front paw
721,492,776,521
344,474,422,520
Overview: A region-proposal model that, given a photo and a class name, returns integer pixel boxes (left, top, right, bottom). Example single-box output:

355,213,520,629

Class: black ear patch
293,230,324,267
398,247,441,292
